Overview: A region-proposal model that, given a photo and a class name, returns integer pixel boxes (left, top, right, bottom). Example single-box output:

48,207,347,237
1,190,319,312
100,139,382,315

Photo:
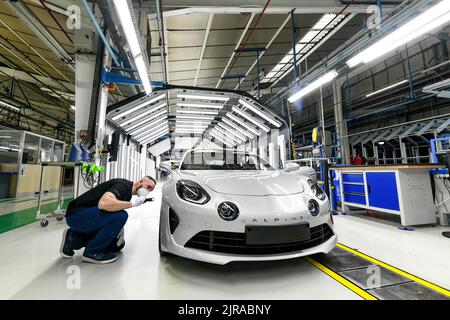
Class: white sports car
159,149,337,265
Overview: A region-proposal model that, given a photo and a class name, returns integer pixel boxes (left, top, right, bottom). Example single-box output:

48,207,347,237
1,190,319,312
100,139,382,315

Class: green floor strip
0,198,73,234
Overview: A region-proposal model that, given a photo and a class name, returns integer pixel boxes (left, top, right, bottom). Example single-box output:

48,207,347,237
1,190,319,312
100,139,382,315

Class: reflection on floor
0,185,449,300
0,186,73,216
333,213,450,290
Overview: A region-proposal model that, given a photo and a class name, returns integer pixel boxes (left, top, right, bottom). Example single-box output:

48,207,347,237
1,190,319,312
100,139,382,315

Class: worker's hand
130,196,146,207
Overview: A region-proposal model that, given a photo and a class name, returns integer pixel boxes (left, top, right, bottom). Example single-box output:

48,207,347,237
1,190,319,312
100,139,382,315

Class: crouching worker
60,176,156,264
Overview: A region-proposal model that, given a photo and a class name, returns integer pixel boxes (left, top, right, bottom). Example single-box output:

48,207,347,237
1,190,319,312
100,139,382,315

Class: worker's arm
98,192,132,212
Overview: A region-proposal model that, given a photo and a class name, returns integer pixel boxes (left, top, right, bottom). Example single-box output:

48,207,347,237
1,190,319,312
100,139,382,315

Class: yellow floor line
304,257,378,300
337,243,450,298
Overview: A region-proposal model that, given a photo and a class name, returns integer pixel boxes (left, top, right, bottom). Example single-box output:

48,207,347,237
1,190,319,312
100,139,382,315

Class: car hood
179,170,304,196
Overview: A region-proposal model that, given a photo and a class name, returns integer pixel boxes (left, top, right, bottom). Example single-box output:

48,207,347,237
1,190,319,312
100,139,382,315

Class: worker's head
132,176,157,197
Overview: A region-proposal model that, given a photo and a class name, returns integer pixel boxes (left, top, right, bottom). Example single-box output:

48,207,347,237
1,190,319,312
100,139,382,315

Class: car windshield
180,150,275,171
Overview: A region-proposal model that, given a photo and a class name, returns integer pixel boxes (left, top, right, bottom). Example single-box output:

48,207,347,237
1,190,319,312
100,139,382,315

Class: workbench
330,164,445,226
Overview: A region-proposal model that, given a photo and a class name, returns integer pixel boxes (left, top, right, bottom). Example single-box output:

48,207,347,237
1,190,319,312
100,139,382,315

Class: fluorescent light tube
112,0,152,94
211,126,243,143
177,93,229,101
111,94,164,121
211,128,242,144
288,70,338,103
366,79,408,97
125,110,167,132
141,130,170,145
347,1,450,68
232,106,270,132
134,55,152,94
222,118,253,139
175,130,205,134
209,132,235,147
138,126,169,142
226,113,260,136
176,110,218,115
133,121,168,139
217,122,246,141
176,124,209,129
176,115,215,120
176,102,224,109
175,120,210,125
238,99,282,128
0,101,20,112
130,117,168,136
123,102,166,125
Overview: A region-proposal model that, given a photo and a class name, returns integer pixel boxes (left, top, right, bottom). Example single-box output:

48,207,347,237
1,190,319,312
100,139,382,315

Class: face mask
136,187,149,197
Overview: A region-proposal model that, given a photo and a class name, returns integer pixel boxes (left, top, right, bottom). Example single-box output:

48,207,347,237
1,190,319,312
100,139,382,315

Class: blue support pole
81,0,121,67
290,9,299,81
377,0,382,18
405,45,416,100
101,69,165,88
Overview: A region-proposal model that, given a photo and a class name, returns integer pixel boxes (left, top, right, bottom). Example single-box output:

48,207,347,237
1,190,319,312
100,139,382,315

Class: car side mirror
285,162,300,172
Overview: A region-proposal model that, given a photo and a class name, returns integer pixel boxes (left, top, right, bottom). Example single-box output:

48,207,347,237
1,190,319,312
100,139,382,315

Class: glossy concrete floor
1,186,449,300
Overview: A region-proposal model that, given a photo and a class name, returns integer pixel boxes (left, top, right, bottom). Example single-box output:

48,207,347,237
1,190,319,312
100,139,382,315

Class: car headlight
307,179,326,201
176,180,210,204
308,199,320,216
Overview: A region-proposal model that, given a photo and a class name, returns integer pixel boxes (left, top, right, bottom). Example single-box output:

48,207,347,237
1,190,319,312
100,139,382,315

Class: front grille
185,223,334,255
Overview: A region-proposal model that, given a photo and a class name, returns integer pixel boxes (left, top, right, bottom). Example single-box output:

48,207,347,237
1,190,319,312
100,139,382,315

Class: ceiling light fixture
177,93,229,101
125,110,167,132
226,113,260,136
222,118,254,139
176,102,224,109
130,117,168,136
111,94,165,121
366,79,408,97
112,0,152,94
232,106,270,132
288,70,338,103
238,99,282,127
0,101,20,112
217,122,246,141
176,110,219,115
347,1,450,68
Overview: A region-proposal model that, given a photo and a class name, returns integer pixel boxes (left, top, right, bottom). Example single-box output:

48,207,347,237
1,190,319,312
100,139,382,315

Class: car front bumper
160,192,337,265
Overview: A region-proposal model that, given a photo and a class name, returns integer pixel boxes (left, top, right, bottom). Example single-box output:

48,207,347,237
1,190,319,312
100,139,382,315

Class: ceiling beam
270,12,356,89
215,13,256,88
234,13,291,91
4,0,75,73
148,3,393,19
194,13,214,86
0,17,72,82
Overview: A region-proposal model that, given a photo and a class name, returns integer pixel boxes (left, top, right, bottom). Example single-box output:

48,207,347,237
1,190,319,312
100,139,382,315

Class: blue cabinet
366,172,400,211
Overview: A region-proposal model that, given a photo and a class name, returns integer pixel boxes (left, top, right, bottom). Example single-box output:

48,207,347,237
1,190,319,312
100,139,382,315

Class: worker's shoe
442,231,450,238
60,228,75,259
82,252,117,264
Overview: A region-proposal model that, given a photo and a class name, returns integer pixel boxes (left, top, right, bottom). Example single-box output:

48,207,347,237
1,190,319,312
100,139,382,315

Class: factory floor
0,186,449,300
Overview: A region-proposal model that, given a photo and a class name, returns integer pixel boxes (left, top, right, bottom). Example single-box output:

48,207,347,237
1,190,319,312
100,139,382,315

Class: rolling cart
36,162,82,227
